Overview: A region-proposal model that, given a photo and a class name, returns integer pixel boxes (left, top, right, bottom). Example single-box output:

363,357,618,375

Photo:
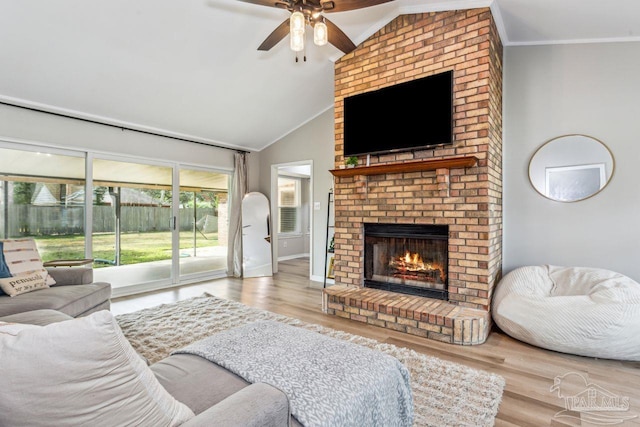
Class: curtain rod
0,101,249,154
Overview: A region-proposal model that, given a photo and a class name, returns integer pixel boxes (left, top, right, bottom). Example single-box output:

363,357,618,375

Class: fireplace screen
364,224,448,299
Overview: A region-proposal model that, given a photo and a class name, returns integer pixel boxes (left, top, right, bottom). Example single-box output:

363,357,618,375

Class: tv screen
343,70,453,157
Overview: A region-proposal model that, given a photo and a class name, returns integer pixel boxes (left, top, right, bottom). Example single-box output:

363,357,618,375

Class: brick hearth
322,8,503,345
323,286,490,345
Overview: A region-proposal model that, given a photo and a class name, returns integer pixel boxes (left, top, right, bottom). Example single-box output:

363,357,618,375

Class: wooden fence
0,206,217,236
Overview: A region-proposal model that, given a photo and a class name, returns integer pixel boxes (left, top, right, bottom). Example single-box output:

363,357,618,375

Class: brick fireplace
363,223,449,299
322,8,503,345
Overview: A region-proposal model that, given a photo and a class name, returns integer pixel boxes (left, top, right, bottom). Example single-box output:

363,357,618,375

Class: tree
13,182,35,204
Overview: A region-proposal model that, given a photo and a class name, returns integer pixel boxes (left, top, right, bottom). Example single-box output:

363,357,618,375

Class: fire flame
389,251,446,282
403,251,424,269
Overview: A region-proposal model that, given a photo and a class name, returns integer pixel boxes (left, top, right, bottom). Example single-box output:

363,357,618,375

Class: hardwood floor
112,258,640,426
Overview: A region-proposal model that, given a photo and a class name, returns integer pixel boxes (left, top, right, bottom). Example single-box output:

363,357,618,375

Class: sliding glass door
91,157,174,289
0,141,231,294
178,167,229,281
0,145,86,261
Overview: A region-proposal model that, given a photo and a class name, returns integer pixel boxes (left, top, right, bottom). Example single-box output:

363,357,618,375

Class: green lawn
35,231,219,267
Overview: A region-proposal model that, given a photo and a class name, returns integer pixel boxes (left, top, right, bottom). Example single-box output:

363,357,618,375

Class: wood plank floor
112,258,640,426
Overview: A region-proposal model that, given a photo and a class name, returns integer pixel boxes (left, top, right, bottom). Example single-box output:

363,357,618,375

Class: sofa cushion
80,299,111,316
152,353,252,414
0,311,195,427
0,308,74,325
1,238,55,286
0,270,49,296
0,282,111,317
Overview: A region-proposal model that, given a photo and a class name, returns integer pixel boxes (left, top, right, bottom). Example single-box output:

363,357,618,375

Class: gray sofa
154,353,293,426
0,267,111,319
1,308,293,426
0,277,295,426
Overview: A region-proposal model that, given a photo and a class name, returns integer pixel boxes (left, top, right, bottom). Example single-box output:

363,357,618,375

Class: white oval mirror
529,134,614,202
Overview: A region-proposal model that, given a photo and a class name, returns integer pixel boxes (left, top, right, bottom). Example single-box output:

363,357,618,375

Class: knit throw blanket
173,320,414,427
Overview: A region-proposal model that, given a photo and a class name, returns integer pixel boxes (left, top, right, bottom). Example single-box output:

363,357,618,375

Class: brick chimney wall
332,8,503,311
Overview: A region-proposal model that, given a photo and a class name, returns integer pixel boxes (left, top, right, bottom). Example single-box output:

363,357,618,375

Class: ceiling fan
238,0,395,55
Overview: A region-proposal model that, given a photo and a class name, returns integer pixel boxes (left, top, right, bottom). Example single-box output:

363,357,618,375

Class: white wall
0,104,235,169
503,42,640,281
255,108,334,281
246,152,261,194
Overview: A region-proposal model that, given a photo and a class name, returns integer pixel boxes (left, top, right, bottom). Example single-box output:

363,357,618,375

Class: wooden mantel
329,156,478,177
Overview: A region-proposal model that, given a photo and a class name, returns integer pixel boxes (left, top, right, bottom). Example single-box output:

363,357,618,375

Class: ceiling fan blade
236,0,289,8
325,0,394,13
258,19,291,51
324,18,357,54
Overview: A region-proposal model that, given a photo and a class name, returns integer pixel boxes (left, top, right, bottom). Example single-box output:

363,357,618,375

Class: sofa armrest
179,383,290,427
46,267,93,286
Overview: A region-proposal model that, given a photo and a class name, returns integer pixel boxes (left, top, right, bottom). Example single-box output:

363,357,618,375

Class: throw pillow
0,311,195,427
0,241,11,278
0,270,48,296
1,238,56,286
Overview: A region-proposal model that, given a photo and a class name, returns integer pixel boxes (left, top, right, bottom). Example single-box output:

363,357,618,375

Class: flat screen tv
343,70,453,157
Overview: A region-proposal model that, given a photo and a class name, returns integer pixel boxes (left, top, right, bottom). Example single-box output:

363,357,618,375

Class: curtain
227,152,247,277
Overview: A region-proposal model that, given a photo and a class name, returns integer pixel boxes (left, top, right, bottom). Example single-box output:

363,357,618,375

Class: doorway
270,161,312,277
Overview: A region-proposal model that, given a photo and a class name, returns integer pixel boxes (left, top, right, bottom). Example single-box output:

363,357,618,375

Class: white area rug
116,294,505,426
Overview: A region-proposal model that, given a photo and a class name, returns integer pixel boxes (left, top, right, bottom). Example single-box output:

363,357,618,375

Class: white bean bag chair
492,265,640,361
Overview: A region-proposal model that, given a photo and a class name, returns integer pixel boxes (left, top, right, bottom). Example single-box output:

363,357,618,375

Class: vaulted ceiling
1,0,639,152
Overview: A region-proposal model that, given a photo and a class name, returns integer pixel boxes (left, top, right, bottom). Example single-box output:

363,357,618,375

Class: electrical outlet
283,241,287,248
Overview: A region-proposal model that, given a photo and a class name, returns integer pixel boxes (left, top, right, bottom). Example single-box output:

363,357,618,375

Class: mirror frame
528,134,615,203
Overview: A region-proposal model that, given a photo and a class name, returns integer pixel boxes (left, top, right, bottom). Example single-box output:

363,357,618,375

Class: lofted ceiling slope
1,0,639,152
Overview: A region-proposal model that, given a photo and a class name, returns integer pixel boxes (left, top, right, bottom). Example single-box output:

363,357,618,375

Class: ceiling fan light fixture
289,10,306,52
290,29,305,52
314,21,328,46
290,11,305,32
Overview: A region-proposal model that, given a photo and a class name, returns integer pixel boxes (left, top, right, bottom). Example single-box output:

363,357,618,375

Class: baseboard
310,275,334,288
277,253,310,262
111,271,227,298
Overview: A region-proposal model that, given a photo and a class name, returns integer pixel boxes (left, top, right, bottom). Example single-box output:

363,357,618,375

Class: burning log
388,251,446,283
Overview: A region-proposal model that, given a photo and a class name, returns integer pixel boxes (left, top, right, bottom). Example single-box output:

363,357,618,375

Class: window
0,146,86,261
278,177,300,234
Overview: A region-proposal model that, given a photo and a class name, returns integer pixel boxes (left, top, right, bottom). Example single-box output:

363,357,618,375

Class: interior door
242,192,272,277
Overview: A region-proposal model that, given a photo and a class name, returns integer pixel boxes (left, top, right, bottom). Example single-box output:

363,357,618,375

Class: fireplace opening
364,223,448,300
